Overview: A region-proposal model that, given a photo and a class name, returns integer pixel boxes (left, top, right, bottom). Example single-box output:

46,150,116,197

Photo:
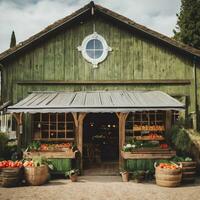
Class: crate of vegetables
24,142,76,159
155,161,182,187
0,160,23,187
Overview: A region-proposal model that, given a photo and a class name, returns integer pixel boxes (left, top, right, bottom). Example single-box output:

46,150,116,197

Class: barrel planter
24,165,49,186
1,168,22,187
179,161,196,183
155,163,182,187
0,168,2,186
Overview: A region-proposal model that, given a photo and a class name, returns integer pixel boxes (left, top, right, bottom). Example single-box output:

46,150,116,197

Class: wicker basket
24,165,49,186
155,163,182,187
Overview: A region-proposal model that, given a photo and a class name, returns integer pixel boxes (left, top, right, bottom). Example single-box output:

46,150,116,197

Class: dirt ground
1,176,200,200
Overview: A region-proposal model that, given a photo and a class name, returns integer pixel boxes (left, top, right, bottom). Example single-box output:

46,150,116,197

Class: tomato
23,160,34,167
0,160,23,168
158,162,178,170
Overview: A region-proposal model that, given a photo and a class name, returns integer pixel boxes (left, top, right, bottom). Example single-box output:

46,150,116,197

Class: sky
0,0,181,53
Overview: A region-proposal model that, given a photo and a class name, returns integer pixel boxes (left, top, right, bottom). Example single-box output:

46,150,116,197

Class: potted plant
120,169,129,182
65,169,79,182
132,170,145,183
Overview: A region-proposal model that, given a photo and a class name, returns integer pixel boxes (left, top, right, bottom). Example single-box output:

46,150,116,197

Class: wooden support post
13,113,23,151
166,111,172,131
116,112,129,170
72,112,79,144
72,112,86,173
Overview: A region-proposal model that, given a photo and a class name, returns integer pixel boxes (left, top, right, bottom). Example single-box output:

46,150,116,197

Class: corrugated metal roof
7,90,185,113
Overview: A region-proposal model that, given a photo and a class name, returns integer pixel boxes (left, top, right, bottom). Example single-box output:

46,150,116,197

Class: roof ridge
0,1,200,62
95,4,200,58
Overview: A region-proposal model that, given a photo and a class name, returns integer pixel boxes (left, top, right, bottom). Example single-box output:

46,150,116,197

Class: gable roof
0,1,200,63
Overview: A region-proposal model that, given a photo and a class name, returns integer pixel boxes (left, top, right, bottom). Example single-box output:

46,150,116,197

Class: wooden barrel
0,168,2,186
155,163,182,187
24,165,49,186
1,168,22,187
179,161,196,183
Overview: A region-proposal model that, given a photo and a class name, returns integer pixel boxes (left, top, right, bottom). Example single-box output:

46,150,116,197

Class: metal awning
7,90,185,113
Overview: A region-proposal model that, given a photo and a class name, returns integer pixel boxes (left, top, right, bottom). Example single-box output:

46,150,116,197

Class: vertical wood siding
2,16,197,115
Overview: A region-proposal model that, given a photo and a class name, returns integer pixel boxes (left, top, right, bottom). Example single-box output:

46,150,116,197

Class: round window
78,32,112,68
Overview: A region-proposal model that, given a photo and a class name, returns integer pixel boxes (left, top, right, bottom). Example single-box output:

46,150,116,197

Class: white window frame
78,32,112,68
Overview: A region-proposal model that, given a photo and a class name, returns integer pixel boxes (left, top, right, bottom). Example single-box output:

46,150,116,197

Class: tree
10,31,16,48
173,0,200,49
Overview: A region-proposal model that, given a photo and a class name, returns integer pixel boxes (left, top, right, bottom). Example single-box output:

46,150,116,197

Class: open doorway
83,113,119,175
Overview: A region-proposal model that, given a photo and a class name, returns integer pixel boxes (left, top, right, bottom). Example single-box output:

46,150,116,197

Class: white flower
126,144,132,148
132,145,136,148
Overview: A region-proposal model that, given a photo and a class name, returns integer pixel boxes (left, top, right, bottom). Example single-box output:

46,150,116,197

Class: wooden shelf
23,149,76,159
33,138,75,142
134,136,165,141
133,130,165,132
125,111,166,141
34,121,74,124
121,150,176,160
43,130,74,132
133,125,165,132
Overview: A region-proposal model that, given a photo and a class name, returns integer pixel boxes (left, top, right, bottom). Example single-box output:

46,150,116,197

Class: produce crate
23,150,76,159
121,150,176,160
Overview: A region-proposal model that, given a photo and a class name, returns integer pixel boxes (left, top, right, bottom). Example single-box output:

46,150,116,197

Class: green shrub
168,124,192,156
0,132,9,157
173,128,191,153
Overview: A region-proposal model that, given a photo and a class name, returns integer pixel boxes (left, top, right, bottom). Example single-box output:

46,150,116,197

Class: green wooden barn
0,2,200,175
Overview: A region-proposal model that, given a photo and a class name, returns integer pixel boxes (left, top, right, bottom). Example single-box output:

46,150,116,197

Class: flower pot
121,172,129,182
70,174,78,182
134,171,145,183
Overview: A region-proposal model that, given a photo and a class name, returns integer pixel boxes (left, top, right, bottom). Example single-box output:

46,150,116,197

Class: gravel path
1,176,200,200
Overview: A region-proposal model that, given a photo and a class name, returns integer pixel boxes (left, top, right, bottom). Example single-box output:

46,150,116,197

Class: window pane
86,50,95,59
86,39,95,50
94,50,103,59
94,39,103,49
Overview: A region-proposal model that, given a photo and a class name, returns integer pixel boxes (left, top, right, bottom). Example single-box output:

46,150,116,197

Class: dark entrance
83,113,119,175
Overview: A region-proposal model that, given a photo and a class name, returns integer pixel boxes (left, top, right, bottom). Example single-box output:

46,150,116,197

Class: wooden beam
13,113,23,151
0,101,11,111
165,111,172,131
13,113,23,125
16,79,191,85
118,112,129,169
116,112,121,119
76,112,86,173
72,112,78,127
